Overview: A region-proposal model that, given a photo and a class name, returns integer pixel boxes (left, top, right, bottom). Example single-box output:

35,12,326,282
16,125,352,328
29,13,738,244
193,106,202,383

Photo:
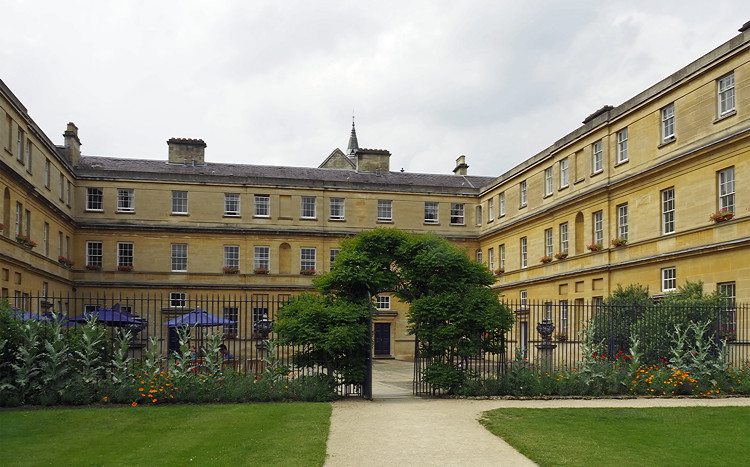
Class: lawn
0,403,331,466
480,406,750,467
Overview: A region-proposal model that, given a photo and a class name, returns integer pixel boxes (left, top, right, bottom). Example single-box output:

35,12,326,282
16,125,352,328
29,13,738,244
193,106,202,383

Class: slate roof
76,156,496,194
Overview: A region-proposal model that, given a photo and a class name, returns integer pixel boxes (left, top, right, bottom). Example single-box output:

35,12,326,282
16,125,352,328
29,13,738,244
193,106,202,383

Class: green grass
0,403,331,466
481,406,750,467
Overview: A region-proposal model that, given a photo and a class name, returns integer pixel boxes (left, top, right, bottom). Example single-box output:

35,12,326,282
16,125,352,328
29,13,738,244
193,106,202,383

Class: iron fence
8,293,362,397
415,299,749,396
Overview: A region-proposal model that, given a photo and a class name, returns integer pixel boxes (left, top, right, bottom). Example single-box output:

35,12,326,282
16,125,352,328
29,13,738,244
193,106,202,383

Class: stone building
1,23,748,360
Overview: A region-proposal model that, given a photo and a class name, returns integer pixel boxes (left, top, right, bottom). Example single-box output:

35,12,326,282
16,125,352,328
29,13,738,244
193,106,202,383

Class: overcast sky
2,1,748,177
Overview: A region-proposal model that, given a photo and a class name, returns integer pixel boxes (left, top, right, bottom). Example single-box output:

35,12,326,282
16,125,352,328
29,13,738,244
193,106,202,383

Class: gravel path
324,360,750,466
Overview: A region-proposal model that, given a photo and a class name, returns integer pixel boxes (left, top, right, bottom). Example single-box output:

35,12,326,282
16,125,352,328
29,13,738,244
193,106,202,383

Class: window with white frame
545,228,553,257
301,196,316,219
118,242,134,267
65,235,70,257
718,167,735,212
254,246,270,271
86,241,103,267
717,282,737,335
223,307,238,336
499,192,506,216
544,167,553,196
475,205,482,226
545,302,553,320
25,140,32,172
661,267,676,292
488,199,494,222
488,248,494,271
66,180,71,206
521,237,527,268
172,191,188,214
617,204,628,240
43,223,49,257
300,247,316,271
592,140,603,174
560,222,568,254
520,181,527,207
499,244,505,270
375,295,391,310
661,103,675,142
476,249,482,264
44,159,50,188
329,248,340,270
377,200,392,221
662,187,675,234
16,128,24,163
718,72,735,117
171,243,188,271
450,203,465,225
24,209,29,236
254,194,270,217
170,292,187,308
15,202,21,235
560,300,568,334
59,174,65,200
117,189,134,213
224,193,240,216
86,188,103,211
520,289,527,307
224,245,240,268
560,158,569,188
424,202,439,224
617,128,628,163
329,198,345,220
593,210,603,246
58,231,63,257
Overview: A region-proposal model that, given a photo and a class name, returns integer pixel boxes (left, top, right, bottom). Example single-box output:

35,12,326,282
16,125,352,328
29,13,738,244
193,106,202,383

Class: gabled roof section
76,155,495,195
319,148,355,169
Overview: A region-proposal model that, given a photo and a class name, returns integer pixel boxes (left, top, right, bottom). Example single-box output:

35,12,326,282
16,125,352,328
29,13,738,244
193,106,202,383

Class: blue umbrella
11,308,41,321
71,304,143,326
162,309,236,327
40,312,77,327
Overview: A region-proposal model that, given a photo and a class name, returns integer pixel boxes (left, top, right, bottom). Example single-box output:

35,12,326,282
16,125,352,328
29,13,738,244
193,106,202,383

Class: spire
347,115,359,155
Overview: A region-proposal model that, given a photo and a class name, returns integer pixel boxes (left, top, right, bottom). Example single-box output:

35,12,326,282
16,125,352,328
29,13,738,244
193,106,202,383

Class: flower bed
540,256,553,264
222,266,240,274
587,243,603,252
554,251,568,260
58,256,75,267
85,264,102,271
494,268,504,275
254,268,269,274
118,265,134,272
300,269,316,275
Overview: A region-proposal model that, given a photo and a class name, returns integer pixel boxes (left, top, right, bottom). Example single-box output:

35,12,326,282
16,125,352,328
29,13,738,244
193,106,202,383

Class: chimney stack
62,122,81,166
167,138,206,165
453,155,468,175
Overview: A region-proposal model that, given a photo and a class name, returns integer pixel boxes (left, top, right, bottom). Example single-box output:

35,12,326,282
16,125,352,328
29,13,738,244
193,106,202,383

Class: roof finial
347,113,359,155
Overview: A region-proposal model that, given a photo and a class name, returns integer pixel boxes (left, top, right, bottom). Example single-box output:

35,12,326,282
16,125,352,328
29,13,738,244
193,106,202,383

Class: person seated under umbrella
219,344,234,359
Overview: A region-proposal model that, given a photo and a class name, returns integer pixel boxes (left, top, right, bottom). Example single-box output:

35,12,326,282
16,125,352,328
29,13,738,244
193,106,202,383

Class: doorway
374,322,391,356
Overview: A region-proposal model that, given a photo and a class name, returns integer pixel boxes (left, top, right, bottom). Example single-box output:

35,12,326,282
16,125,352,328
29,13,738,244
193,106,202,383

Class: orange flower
103,396,109,402
139,388,144,392
152,399,157,403
132,402,138,407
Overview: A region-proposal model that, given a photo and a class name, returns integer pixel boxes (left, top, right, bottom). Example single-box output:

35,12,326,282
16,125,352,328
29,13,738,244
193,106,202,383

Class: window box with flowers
222,266,240,274
16,234,37,249
555,331,568,342
554,251,568,260
254,267,269,275
717,329,737,342
709,209,734,223
540,256,553,264
300,269,316,275
587,243,603,252
117,265,134,272
58,256,75,268
611,238,628,248
85,264,102,271
494,268,504,276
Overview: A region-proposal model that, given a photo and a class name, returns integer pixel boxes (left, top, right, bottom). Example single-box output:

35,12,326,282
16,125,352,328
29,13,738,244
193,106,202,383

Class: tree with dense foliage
279,228,514,392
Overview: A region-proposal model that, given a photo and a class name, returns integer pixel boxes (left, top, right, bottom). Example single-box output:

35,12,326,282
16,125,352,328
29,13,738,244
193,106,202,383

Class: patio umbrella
11,308,41,321
71,304,143,326
162,309,236,327
39,312,77,327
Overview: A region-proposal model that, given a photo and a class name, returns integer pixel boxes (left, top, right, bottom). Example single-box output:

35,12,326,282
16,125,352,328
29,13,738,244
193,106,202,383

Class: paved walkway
324,359,750,466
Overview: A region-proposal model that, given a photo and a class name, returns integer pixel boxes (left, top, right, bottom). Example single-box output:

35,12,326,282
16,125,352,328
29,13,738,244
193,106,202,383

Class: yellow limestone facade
2,25,749,360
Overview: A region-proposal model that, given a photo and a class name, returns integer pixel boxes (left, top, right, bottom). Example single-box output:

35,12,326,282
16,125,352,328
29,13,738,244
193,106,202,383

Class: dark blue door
374,323,391,356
